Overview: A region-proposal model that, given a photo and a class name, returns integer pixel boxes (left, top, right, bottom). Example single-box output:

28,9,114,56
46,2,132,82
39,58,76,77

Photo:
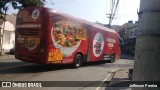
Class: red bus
15,7,120,68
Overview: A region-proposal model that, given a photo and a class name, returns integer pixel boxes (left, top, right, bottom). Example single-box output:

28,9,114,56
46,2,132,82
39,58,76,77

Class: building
0,13,16,54
118,21,138,55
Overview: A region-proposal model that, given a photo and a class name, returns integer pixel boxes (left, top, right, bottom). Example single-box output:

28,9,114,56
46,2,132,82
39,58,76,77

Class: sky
8,0,140,25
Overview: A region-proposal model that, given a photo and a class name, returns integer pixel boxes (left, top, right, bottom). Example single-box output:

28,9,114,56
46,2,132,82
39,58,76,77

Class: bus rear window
17,9,41,23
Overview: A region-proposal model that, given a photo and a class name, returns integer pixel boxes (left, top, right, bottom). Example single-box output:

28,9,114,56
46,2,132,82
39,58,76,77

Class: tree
133,0,160,90
13,0,45,9
0,0,45,14
0,0,10,14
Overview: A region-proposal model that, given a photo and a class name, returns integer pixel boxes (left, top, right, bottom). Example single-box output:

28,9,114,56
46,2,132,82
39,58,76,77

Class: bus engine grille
17,29,39,36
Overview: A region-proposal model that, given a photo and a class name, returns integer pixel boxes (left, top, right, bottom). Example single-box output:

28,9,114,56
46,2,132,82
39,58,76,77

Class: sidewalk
0,54,15,60
106,69,132,90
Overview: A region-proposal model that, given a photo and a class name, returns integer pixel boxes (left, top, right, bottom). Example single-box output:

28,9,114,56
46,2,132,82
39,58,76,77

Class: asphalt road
0,57,134,90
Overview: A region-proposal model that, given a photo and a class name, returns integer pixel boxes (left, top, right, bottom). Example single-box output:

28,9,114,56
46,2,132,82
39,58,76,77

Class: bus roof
48,8,118,33
24,7,118,35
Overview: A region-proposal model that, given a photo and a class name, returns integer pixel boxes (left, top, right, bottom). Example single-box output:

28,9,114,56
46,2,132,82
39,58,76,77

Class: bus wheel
110,54,115,63
73,54,82,68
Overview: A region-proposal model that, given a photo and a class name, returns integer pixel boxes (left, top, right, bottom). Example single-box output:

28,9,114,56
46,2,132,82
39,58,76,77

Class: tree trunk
133,0,160,90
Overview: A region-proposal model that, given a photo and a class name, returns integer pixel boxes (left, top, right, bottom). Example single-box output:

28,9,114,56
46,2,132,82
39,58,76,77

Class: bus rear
15,7,49,64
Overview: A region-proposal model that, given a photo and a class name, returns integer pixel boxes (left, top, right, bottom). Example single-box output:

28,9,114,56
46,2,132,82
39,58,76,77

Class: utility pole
0,15,4,55
133,0,160,90
107,0,119,28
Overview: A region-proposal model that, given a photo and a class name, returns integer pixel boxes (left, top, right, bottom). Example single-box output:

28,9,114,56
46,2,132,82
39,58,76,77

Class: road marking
0,63,33,71
95,69,120,90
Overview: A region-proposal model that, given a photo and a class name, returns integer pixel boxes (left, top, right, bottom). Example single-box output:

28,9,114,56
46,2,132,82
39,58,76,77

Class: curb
107,69,122,82
95,69,119,90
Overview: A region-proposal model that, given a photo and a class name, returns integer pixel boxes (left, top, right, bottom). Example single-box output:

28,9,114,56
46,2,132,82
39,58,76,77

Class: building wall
1,21,15,52
118,21,138,55
129,26,138,38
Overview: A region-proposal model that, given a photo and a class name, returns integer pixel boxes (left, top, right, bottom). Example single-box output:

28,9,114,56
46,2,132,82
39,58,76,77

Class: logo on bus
25,38,40,51
32,9,40,19
93,32,104,57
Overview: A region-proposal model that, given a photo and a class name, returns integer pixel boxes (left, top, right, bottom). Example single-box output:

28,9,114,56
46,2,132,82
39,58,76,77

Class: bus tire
110,54,115,63
73,54,82,68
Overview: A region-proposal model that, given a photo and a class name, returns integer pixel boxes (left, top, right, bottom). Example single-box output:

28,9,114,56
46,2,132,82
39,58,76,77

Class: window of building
3,31,11,44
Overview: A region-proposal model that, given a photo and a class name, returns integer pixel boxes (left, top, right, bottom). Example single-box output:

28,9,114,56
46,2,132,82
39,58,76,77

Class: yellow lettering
48,53,52,61
48,49,63,61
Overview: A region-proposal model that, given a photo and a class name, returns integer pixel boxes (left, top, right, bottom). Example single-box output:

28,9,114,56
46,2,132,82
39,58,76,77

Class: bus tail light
39,39,46,53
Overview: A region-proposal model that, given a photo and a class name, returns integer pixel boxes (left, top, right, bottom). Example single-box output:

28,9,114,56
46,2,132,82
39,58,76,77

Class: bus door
89,28,105,61
85,26,92,62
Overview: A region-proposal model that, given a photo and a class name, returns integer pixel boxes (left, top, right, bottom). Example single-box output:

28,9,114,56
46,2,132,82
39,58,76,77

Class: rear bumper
15,54,46,64
102,54,112,61
15,54,74,65
102,54,120,61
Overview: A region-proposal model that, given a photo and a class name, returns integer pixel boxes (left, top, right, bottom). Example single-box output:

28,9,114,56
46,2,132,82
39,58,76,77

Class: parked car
10,48,15,54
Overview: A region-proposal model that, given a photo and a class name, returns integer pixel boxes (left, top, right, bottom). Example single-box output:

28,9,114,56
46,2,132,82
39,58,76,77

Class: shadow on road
105,87,131,90
105,81,132,90
0,55,134,74
0,63,73,74
0,61,114,74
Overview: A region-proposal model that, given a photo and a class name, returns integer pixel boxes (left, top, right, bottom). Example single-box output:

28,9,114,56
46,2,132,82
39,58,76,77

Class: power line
107,0,119,28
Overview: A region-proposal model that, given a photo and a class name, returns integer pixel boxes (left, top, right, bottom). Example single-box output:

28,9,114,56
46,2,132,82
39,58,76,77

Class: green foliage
18,0,45,8
0,0,9,14
0,0,45,14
